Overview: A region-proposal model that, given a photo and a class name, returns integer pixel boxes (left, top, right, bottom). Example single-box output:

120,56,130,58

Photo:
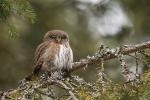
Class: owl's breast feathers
33,41,73,75
54,42,73,70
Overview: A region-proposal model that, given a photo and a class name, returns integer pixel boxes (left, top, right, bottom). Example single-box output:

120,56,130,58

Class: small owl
32,30,73,78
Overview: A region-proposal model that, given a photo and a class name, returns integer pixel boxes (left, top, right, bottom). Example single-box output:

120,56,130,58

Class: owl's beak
56,37,61,42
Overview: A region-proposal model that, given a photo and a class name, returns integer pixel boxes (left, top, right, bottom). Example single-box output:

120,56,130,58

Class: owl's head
43,30,69,43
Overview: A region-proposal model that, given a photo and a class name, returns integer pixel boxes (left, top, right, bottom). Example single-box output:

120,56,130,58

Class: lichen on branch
1,41,150,100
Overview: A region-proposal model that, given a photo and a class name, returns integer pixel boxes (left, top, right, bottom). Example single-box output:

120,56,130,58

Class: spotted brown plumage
26,30,73,80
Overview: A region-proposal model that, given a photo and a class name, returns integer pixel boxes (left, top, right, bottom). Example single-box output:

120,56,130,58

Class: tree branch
1,41,150,100
71,41,150,71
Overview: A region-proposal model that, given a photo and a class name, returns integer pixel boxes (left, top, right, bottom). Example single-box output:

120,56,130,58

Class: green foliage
0,0,11,21
9,0,36,23
0,0,36,23
0,0,36,37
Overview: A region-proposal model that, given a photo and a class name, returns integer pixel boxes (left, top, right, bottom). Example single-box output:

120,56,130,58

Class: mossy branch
71,41,150,71
0,41,150,100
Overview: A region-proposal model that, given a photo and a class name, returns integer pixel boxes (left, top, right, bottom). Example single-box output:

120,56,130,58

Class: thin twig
34,88,55,99
56,80,78,100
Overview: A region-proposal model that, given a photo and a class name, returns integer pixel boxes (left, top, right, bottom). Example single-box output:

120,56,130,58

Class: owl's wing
34,42,49,65
33,41,50,74
25,41,51,80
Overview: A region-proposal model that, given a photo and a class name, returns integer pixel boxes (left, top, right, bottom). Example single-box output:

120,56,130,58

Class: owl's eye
49,35,56,39
61,36,67,39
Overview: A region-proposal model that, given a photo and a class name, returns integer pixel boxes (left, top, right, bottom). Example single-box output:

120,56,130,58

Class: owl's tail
25,65,42,81
24,73,35,81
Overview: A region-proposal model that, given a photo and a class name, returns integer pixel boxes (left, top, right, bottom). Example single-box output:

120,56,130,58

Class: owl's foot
40,73,49,81
61,69,71,78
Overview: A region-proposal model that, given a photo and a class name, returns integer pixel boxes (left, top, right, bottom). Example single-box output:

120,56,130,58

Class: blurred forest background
0,0,150,90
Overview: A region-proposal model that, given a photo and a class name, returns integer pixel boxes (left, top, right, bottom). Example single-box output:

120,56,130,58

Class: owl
30,30,73,79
